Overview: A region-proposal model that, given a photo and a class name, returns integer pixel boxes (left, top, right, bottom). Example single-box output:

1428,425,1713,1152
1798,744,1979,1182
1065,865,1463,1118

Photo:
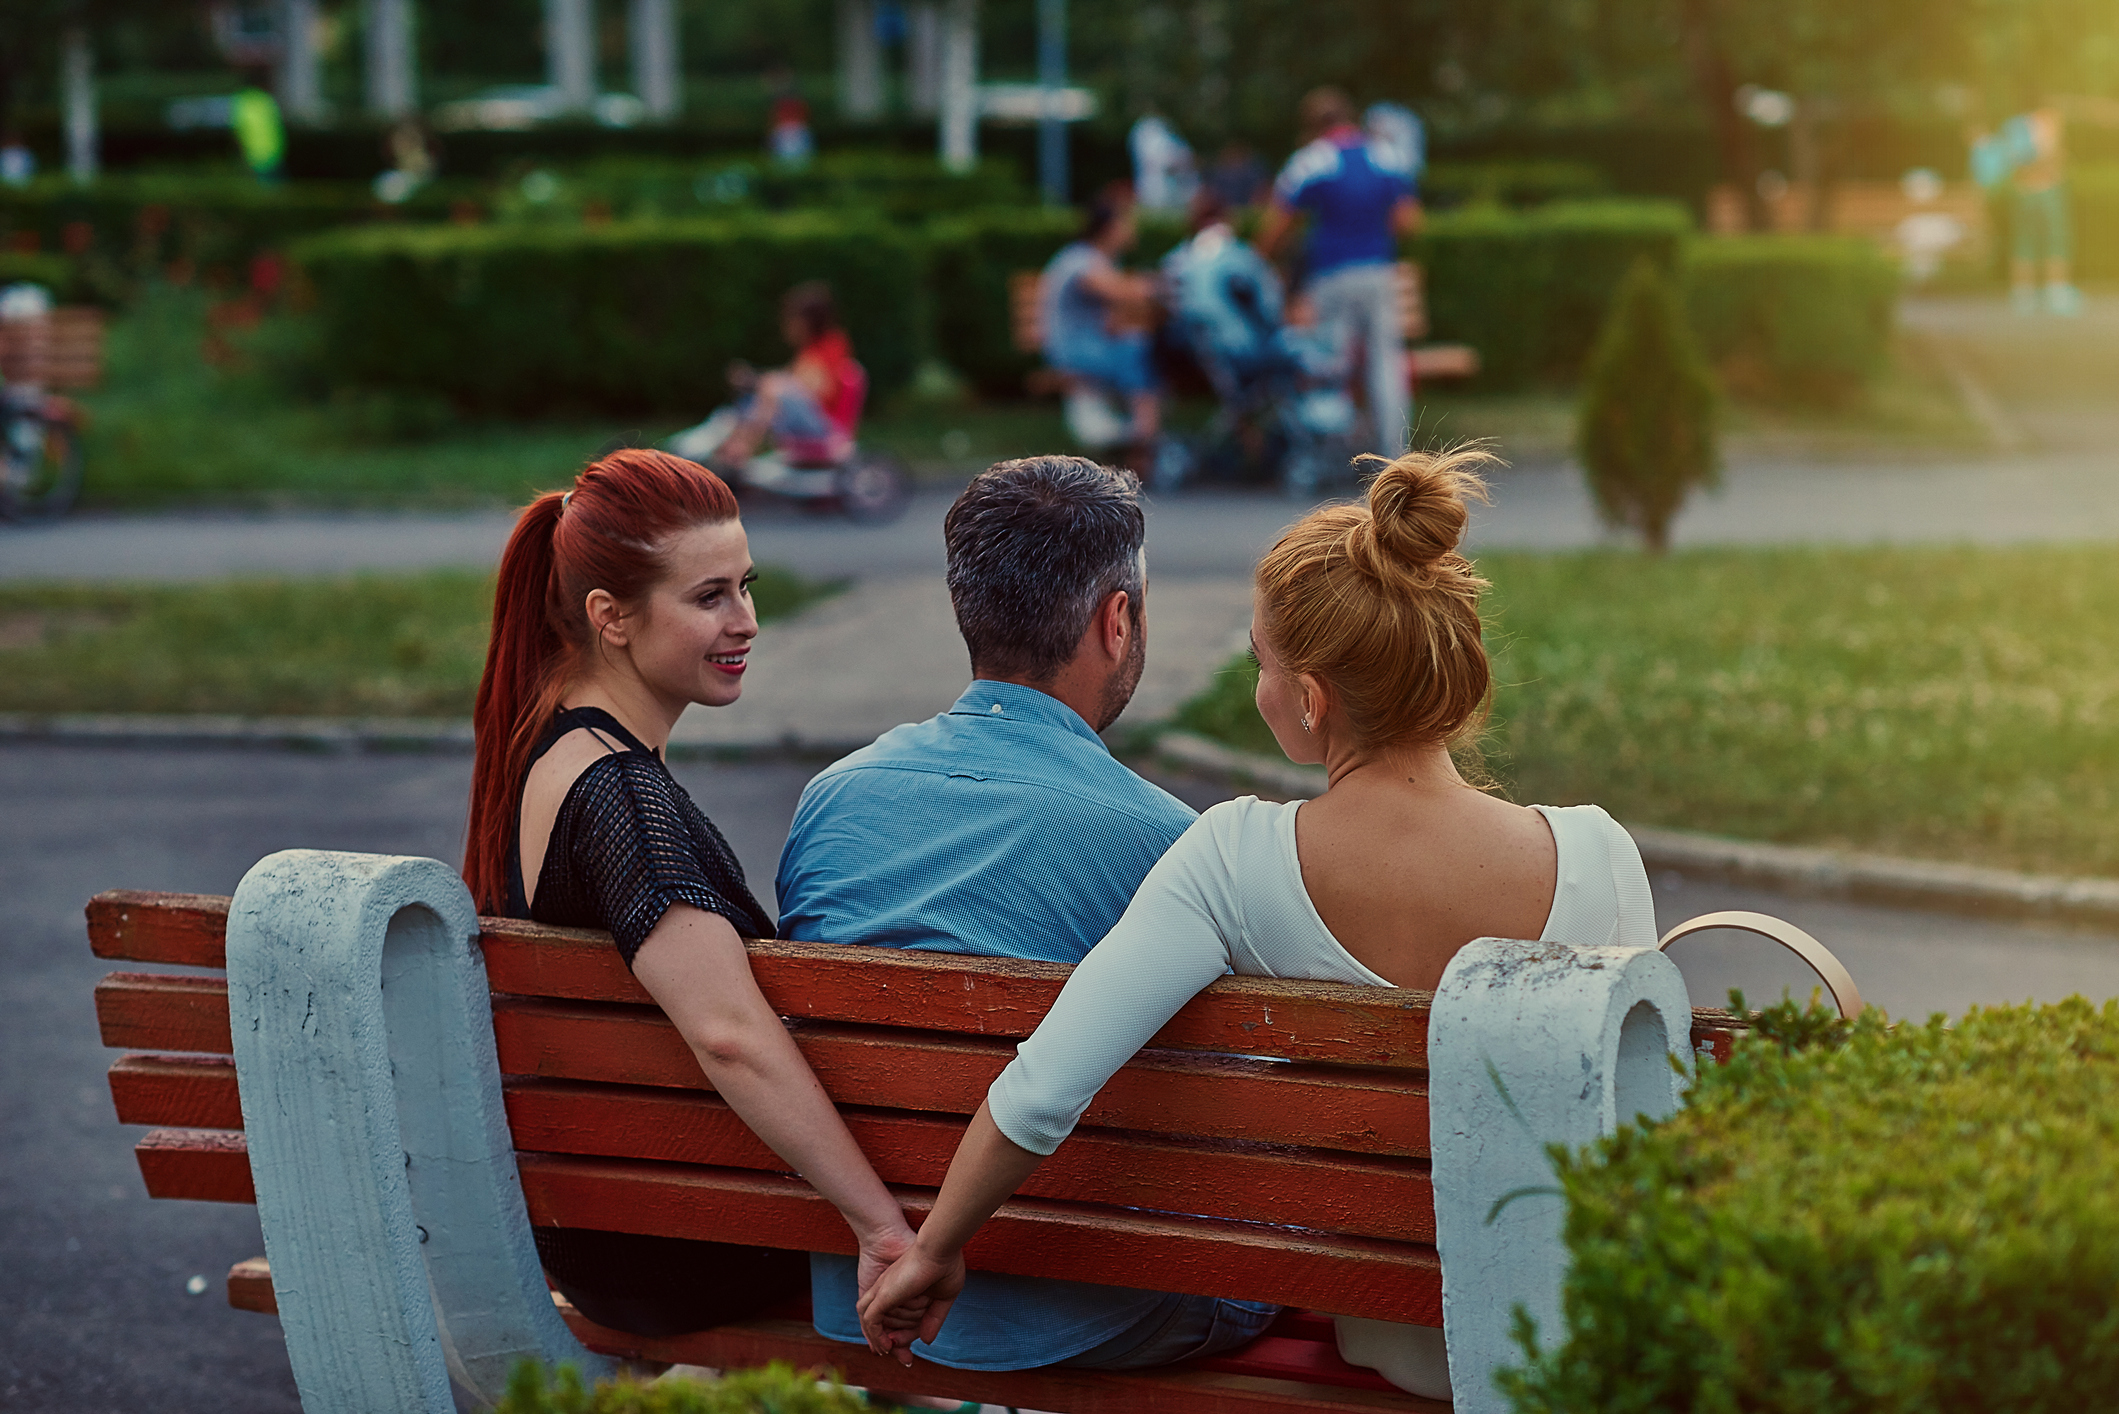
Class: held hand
857,1243,967,1365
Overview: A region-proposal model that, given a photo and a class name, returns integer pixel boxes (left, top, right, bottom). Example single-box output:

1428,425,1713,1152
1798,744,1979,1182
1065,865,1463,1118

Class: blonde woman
853,447,1656,1397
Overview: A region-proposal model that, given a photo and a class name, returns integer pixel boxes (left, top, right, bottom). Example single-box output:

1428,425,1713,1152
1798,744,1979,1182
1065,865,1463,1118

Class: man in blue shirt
777,456,1277,1372
1259,86,1424,458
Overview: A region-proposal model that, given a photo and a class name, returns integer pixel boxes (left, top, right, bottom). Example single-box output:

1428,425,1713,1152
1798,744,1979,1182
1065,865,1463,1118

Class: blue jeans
1050,330,1157,395
1058,1292,1280,1370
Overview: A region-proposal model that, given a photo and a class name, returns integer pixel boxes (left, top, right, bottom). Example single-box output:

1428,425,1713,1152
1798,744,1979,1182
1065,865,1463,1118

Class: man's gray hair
944,456,1147,682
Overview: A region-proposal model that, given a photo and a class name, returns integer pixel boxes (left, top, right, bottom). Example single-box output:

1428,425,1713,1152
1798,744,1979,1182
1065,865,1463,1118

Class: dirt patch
0,609,119,651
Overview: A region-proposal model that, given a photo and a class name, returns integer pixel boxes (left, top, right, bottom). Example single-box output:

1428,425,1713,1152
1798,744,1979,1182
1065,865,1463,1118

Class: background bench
91,850,1735,1414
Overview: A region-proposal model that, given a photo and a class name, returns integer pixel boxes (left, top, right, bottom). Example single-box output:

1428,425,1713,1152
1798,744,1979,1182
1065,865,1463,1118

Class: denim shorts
1056,1292,1280,1371
1050,331,1157,396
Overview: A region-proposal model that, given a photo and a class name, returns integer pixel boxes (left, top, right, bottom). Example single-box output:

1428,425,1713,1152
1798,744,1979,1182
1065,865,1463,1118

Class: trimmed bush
554,151,1029,224
1422,160,1609,209
1501,997,2119,1412
292,213,925,415
1684,236,1899,405
1577,258,1719,552
0,174,461,290
1411,199,1694,388
498,1359,869,1413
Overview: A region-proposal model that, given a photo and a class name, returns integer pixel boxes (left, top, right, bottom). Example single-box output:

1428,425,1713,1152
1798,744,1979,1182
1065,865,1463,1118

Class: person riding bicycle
1040,193,1163,461
668,281,865,469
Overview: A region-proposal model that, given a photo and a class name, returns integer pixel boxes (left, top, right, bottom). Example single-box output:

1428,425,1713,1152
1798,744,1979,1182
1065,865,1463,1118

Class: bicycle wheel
0,411,84,522
834,450,912,525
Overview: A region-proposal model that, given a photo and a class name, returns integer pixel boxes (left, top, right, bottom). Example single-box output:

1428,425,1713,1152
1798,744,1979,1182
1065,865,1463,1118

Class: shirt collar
948,680,1107,750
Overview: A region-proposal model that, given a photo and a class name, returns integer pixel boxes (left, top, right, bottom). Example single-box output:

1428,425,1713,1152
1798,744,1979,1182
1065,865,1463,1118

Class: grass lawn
0,567,839,717
1174,545,2119,877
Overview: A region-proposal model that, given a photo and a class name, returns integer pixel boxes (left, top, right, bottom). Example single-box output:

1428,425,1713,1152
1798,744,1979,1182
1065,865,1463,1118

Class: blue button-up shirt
776,680,1197,1369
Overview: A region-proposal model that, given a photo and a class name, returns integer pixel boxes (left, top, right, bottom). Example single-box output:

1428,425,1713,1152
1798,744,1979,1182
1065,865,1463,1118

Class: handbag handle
1656,909,1867,1020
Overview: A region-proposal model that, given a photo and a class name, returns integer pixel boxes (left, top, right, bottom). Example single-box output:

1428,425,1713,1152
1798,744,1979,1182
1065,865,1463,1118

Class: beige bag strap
1656,909,1866,1020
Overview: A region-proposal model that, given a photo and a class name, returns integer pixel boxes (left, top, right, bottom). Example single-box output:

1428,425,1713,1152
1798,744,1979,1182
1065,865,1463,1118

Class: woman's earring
1301,713,1312,734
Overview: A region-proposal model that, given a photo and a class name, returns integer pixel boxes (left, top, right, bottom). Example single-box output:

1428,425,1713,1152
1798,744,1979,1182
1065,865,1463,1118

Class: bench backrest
92,885,1746,1332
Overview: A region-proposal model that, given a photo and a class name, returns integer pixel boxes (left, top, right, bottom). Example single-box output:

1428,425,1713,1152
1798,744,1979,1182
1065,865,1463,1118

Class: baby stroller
1161,234,1364,497
665,356,911,524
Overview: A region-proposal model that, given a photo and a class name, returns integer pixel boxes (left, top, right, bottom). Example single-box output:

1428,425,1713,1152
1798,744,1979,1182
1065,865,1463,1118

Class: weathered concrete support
1427,939,1693,1411
227,851,610,1413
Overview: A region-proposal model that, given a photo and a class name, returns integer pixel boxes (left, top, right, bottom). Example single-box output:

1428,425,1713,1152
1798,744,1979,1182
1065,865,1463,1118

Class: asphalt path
10,741,2119,1412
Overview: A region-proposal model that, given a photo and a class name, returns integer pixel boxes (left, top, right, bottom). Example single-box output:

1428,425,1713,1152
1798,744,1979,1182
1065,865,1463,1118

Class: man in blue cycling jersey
1258,87,1423,457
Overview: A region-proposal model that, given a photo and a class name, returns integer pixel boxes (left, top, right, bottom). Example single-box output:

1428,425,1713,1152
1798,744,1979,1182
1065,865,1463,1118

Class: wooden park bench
0,304,107,391
1008,262,1481,392
88,850,1824,1414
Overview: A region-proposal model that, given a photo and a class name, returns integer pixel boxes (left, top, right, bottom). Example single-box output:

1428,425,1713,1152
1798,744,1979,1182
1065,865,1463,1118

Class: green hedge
293,213,924,416
555,151,1029,224
1412,199,1695,388
1423,160,1609,209
0,174,462,289
1502,997,2119,1412
1683,236,1899,405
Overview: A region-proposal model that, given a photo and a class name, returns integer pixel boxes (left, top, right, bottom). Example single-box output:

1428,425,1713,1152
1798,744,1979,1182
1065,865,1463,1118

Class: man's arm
1392,194,1424,238
1256,201,1300,259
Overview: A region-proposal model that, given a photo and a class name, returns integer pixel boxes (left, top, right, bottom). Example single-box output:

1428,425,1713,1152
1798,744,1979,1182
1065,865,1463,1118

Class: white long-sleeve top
987,795,1658,1156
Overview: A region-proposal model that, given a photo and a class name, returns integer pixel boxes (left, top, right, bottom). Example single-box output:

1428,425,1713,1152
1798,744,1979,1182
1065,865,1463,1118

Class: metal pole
62,24,97,184
547,0,595,113
279,0,326,124
364,0,417,119
938,0,977,173
1037,0,1066,204
629,0,680,119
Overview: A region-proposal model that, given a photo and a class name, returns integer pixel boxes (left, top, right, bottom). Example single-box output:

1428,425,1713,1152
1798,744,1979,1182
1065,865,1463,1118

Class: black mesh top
506,706,774,967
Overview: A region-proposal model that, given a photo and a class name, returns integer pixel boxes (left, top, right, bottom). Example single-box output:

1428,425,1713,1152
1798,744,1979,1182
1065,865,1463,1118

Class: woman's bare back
1293,772,1557,992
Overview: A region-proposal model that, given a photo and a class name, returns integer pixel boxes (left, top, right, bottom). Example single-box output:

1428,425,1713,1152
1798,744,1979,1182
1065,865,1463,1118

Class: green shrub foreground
1501,997,2119,1412
1172,545,2119,877
498,1360,868,1413
292,213,925,415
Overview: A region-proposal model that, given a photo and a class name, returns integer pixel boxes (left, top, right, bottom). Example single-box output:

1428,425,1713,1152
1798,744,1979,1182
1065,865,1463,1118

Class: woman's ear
1298,673,1330,733
584,588,630,648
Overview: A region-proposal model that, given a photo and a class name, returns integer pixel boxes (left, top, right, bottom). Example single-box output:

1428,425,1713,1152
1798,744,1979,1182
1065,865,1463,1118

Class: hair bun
1360,448,1493,570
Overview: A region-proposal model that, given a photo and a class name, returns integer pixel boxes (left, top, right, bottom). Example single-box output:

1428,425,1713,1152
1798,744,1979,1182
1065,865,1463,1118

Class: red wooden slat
86,893,1747,1065
87,892,231,967
489,928,1434,1069
95,974,233,1055
495,1000,1431,1157
504,1079,1435,1244
563,1312,1445,1414
136,1128,253,1203
517,1154,1442,1325
227,1257,275,1314
109,1053,243,1130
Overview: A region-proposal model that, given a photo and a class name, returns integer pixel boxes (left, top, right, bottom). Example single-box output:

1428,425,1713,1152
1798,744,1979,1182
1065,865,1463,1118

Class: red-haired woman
465,448,914,1336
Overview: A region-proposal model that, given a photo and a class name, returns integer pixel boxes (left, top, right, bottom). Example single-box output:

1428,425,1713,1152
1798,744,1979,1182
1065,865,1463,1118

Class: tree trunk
1675,0,1765,230
62,23,95,185
630,0,681,120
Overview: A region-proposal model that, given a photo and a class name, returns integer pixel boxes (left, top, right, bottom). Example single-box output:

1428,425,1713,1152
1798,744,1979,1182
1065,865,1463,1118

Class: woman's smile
707,650,749,676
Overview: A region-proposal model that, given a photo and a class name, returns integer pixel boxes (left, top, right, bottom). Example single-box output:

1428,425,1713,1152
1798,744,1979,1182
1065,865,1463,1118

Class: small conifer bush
1500,995,2119,1412
498,1359,874,1414
1575,256,1718,552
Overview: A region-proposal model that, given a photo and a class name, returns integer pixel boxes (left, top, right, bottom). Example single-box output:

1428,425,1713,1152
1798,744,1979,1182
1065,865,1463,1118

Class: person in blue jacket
1258,87,1423,456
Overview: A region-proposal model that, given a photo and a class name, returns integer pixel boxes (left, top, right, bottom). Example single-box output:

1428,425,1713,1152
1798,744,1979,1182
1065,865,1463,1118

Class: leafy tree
1575,256,1717,554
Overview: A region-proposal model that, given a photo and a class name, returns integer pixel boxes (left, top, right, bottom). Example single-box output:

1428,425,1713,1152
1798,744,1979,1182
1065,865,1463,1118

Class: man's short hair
1298,86,1356,137
945,456,1146,682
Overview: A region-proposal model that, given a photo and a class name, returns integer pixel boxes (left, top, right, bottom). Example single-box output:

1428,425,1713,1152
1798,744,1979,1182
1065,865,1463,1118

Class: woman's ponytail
465,491,569,912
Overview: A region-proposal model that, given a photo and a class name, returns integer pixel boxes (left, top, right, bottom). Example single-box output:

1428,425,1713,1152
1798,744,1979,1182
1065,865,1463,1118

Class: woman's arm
632,903,916,1289
856,818,1241,1354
